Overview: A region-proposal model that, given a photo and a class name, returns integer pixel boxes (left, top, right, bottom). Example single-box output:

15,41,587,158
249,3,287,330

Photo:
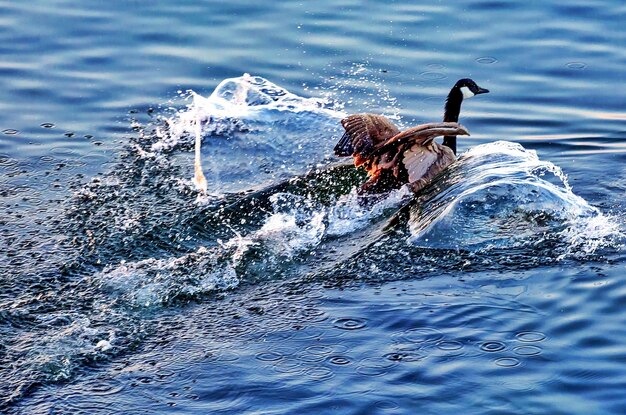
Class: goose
334,78,489,194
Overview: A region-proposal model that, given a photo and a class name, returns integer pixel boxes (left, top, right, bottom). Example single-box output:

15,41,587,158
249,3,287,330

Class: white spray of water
150,74,345,196
409,141,621,255
102,75,622,307
193,110,208,193
155,74,343,154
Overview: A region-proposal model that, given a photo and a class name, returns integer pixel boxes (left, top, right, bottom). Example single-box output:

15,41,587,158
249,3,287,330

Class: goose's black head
443,78,489,154
444,78,489,123
453,78,490,99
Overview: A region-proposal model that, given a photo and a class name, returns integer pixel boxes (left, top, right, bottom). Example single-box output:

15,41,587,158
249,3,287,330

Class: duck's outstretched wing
334,114,400,158
372,122,469,157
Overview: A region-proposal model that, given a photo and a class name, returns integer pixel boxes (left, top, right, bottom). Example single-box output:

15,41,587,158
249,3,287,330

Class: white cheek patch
460,86,475,99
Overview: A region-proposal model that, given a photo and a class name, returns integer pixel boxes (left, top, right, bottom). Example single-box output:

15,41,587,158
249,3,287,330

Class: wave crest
408,141,621,257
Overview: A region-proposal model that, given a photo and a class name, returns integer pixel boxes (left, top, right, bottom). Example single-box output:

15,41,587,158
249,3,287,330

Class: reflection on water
1,0,626,414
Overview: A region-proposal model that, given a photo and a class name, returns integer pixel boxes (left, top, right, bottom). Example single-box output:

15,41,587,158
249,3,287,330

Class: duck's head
454,78,490,99
443,78,489,154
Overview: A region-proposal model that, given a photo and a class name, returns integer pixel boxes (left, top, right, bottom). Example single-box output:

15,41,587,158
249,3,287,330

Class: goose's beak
476,86,489,95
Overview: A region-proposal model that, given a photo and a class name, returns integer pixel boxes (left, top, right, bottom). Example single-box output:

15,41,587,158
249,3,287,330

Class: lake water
1,1,626,413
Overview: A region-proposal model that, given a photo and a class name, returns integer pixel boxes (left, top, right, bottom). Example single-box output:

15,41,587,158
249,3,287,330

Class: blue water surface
1,1,626,414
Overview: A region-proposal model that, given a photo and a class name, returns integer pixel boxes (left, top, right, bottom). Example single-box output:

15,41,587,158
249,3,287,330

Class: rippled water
2,1,626,414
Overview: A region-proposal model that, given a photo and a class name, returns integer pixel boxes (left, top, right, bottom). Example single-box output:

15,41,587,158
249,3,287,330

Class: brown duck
334,78,489,194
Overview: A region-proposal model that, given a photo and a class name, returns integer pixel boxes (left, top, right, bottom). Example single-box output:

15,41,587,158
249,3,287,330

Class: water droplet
137,376,153,384
427,63,445,70
305,345,334,355
480,341,506,352
356,357,396,377
2,129,18,135
419,71,447,81
255,351,283,362
513,345,542,356
156,369,175,380
402,328,443,344
300,307,327,321
566,62,587,70
515,331,546,342
84,379,124,395
50,147,77,157
494,357,521,367
375,400,400,410
328,355,351,365
48,182,66,192
476,56,498,64
383,351,427,362
272,359,303,374
40,122,55,129
437,340,464,351
333,317,367,330
378,68,401,77
305,366,334,380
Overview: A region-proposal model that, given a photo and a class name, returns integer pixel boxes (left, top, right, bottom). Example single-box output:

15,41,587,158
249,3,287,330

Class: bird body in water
334,78,489,194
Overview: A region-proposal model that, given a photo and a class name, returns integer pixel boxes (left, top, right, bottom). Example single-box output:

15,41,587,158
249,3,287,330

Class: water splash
162,73,342,148
326,186,412,236
91,185,414,308
83,80,620,308
150,74,345,195
316,62,402,124
94,247,239,308
408,141,621,257
3,74,622,409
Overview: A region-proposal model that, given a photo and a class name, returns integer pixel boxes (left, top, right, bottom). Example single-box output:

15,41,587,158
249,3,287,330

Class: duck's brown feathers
334,114,468,194
335,114,400,161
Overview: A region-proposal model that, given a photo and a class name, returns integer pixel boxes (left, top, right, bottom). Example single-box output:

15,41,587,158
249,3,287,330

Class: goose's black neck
443,87,463,155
